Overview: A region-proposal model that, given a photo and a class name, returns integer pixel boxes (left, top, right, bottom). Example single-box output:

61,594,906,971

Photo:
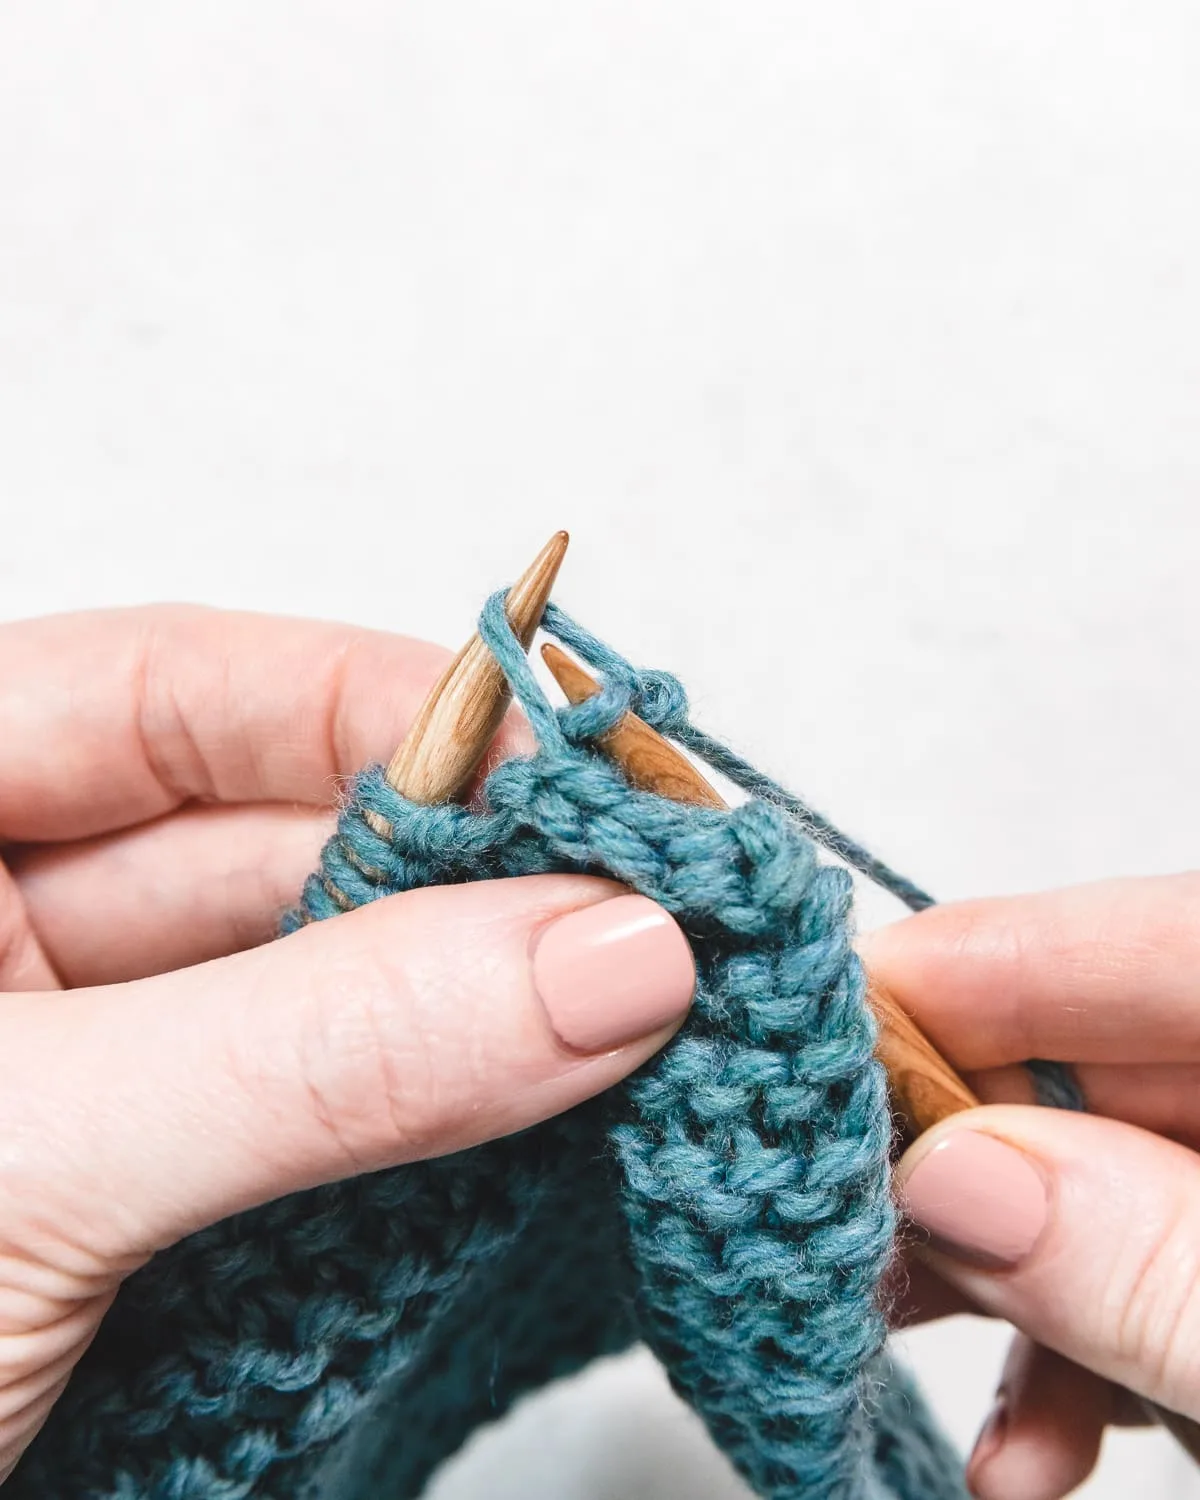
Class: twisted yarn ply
10,595,974,1500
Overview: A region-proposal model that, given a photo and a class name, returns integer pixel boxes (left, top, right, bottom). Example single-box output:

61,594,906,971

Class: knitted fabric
9,595,974,1500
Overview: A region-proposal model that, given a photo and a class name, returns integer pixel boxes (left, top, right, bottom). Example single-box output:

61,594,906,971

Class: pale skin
0,606,1196,1499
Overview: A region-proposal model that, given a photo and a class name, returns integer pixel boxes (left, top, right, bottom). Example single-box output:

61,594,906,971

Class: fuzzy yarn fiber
9,595,977,1500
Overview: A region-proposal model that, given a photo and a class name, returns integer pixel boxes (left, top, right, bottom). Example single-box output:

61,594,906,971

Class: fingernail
899,1131,1048,1268
532,894,695,1053
966,1393,1009,1497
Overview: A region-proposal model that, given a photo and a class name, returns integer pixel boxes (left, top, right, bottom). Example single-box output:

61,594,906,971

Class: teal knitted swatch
8,595,971,1500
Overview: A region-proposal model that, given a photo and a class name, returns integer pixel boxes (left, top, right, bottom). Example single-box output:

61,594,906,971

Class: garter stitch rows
9,596,972,1500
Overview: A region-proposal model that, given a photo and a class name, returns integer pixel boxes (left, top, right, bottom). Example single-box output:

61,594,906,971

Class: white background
2,4,1198,1495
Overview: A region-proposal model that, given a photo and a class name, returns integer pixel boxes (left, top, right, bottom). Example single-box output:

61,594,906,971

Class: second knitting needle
540,654,1200,1464
540,642,979,1139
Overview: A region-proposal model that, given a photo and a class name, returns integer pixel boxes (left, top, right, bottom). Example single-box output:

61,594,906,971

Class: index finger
0,605,475,841
859,874,1200,1068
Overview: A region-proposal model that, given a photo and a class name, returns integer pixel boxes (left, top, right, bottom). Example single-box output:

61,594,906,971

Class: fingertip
895,1118,1050,1271
967,1339,1109,1500
965,1392,1008,1498
967,1429,1097,1500
859,899,1025,1070
857,899,978,971
863,876,1200,1075
531,893,695,1054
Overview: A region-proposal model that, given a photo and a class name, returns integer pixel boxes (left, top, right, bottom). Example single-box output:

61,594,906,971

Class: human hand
0,606,695,1482
863,876,1200,1499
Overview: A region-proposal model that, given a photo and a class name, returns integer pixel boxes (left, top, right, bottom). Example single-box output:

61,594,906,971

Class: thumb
896,1105,1200,1421
2,876,694,1262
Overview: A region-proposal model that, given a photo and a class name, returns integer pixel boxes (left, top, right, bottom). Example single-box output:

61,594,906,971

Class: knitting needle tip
380,530,569,810
541,642,726,809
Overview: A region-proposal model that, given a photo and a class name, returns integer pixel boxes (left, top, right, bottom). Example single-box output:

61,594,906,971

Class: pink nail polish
531,894,696,1053
900,1132,1048,1269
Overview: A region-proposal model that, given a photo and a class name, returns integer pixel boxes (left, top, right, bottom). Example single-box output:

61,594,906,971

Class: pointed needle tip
539,641,593,703
505,532,569,647
381,533,571,808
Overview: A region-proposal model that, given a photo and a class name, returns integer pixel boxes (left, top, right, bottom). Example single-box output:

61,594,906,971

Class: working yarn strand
502,596,935,910
501,596,1080,1113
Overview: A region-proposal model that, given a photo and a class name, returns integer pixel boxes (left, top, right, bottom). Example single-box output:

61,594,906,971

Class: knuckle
252,940,447,1173
1105,1197,1200,1406
0,1364,73,1478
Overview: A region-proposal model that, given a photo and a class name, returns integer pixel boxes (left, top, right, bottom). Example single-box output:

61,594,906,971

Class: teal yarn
7,595,972,1500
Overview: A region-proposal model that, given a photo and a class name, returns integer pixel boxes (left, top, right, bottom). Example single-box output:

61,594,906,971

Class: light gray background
2,4,1198,1495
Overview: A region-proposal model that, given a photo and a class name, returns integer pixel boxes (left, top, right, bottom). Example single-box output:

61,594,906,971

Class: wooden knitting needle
541,642,978,1139
541,644,1200,1465
364,530,569,838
